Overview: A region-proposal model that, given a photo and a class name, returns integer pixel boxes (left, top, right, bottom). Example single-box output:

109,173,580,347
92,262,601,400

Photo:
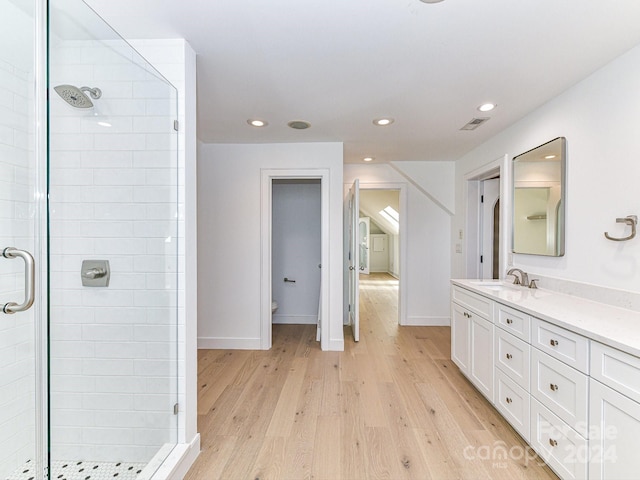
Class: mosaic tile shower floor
7,460,146,480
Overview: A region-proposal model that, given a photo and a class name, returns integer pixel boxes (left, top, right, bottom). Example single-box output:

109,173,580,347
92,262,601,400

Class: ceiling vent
288,120,311,130
460,117,490,131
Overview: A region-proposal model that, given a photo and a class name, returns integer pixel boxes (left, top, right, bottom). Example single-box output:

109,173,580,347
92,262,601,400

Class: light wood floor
186,273,558,479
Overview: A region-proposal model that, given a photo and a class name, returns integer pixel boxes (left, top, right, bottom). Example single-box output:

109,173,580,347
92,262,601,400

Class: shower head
54,84,102,108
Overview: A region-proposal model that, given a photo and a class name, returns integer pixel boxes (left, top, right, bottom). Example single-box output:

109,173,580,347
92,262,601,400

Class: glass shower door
0,1,45,479
47,1,179,477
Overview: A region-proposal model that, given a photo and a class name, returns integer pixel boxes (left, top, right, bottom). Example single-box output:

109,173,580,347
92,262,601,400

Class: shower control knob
83,267,106,279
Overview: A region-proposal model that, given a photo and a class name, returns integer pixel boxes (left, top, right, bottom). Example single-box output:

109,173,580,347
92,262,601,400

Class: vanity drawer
531,318,589,373
591,341,640,404
496,303,530,342
531,348,588,437
495,368,530,441
495,328,530,390
452,286,492,319
530,398,588,480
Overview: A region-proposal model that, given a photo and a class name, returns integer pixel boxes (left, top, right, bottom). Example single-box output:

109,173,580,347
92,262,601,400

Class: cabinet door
451,302,470,375
589,379,640,480
470,315,494,402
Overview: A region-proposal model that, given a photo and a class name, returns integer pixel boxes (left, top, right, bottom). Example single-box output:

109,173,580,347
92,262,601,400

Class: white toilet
271,301,278,314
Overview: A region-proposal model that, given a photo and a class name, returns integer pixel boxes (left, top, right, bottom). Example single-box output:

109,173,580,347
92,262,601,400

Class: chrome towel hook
604,215,637,242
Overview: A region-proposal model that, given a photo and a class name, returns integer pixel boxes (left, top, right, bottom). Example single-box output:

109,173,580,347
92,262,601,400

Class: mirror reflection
512,137,566,256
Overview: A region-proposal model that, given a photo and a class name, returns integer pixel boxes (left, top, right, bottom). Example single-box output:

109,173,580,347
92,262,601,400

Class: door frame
463,155,511,279
261,169,330,350
358,182,408,326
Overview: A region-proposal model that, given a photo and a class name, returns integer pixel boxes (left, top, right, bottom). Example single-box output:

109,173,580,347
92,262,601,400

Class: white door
348,179,360,342
358,217,370,274
481,178,500,279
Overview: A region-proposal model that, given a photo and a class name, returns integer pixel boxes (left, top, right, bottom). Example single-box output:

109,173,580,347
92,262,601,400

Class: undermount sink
469,280,519,291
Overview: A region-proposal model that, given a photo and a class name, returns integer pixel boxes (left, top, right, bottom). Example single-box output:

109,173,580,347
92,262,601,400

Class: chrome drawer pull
505,353,513,360
506,318,513,324
549,439,558,447
550,339,559,347
550,383,559,392
505,397,513,404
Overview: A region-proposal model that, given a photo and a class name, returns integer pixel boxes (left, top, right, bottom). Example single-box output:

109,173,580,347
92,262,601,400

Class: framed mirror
512,137,566,256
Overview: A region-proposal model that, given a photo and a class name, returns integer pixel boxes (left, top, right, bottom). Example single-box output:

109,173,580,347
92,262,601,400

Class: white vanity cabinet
589,341,640,480
529,321,589,480
451,285,494,402
451,280,640,480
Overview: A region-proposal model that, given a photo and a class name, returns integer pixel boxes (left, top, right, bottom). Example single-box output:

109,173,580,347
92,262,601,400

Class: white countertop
451,279,640,358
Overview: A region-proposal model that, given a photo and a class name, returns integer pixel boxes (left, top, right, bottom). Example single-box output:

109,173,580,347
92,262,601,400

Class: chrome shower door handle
2,247,35,314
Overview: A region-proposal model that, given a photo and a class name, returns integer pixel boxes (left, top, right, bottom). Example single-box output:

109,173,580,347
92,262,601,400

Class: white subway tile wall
0,50,36,480
48,36,181,463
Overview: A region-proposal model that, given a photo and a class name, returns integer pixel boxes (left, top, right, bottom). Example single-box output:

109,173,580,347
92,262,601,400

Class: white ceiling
86,0,640,164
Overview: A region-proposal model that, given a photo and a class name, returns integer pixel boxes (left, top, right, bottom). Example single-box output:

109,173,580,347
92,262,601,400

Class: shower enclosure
1,0,180,479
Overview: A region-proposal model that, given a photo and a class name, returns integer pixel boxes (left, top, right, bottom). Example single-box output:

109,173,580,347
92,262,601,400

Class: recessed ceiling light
373,117,394,126
288,120,311,130
544,155,557,159
247,119,268,127
363,157,374,162
419,0,445,3
477,103,496,112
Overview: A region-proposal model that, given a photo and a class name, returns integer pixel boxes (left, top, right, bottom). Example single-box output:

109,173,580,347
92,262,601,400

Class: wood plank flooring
186,273,558,479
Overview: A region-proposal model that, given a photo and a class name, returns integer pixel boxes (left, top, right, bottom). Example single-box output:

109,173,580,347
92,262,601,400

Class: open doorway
358,188,401,327
271,179,321,326
463,155,510,280
261,169,330,350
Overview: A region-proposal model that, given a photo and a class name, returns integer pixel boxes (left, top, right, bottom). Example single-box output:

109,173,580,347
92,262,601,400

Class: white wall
453,42,640,292
272,180,321,324
389,234,399,277
344,164,451,326
198,142,344,350
369,234,389,272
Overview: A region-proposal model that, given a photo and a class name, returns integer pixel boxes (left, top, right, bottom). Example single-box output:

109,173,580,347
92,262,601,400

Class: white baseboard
402,316,450,326
197,337,261,349
150,433,200,480
272,314,317,324
328,338,345,351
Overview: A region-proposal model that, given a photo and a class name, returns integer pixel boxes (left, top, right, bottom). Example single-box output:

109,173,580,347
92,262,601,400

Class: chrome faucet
506,268,529,287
